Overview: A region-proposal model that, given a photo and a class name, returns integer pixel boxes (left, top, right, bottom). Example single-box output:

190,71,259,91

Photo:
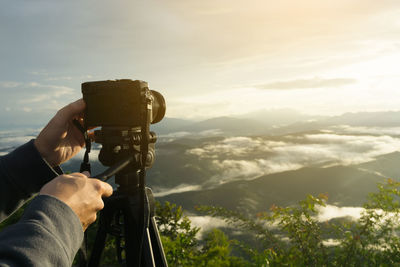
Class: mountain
357,151,400,179
151,117,195,135
326,111,400,127
180,117,271,136
265,110,400,136
152,116,272,136
157,150,400,214
152,110,400,138
239,108,326,126
158,165,384,214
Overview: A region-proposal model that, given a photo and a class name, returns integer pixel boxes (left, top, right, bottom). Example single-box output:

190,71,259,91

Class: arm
0,195,83,267
0,140,62,223
0,172,113,267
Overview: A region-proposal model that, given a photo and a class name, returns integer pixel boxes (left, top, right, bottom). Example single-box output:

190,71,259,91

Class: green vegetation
2,180,400,266
158,179,400,266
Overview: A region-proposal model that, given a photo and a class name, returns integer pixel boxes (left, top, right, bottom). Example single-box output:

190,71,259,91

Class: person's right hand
39,172,113,230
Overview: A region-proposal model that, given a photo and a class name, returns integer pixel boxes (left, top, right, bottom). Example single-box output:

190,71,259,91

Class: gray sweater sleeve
0,139,62,223
0,140,84,266
0,195,84,267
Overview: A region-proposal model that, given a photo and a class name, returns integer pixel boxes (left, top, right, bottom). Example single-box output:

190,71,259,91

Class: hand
34,99,87,167
39,172,113,230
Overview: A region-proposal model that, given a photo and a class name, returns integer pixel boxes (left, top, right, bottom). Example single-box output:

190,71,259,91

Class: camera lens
151,90,166,124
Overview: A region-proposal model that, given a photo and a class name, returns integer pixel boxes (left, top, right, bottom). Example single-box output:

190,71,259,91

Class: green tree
155,201,246,266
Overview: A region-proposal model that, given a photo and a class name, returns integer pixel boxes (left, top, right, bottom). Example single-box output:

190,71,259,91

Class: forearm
0,140,62,223
0,195,84,267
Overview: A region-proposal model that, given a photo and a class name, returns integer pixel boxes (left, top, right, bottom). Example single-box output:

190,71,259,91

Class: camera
81,79,166,168
82,79,166,128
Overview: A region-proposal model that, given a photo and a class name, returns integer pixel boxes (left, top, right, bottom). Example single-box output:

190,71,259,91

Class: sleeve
0,139,63,223
0,195,84,267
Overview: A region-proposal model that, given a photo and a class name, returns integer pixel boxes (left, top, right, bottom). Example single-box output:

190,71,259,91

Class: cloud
301,133,400,164
209,159,303,185
0,81,21,88
333,125,400,136
158,131,192,142
187,137,280,158
153,184,202,197
0,80,78,125
17,82,74,104
0,128,40,152
187,215,228,239
185,131,400,187
316,205,364,222
256,77,356,90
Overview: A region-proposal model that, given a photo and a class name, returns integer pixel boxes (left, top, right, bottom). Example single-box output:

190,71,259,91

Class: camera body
82,79,165,128
81,79,165,168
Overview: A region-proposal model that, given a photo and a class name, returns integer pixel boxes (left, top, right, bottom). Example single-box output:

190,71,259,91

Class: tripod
77,126,168,267
88,163,168,267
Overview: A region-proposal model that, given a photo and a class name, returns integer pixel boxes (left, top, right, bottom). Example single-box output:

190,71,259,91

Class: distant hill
239,108,326,126
157,151,400,214
357,151,400,179
151,117,194,134
269,111,400,135
326,111,400,127
158,165,385,214
181,117,271,136
152,116,272,136
152,110,400,137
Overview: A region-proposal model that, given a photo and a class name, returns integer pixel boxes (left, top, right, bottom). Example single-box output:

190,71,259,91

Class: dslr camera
81,79,166,168
82,79,166,128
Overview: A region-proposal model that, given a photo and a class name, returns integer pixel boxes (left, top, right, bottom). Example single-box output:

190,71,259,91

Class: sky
1,0,400,125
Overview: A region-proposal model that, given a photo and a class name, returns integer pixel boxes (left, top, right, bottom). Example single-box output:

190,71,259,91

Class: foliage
155,201,245,266
4,180,400,266
198,179,400,266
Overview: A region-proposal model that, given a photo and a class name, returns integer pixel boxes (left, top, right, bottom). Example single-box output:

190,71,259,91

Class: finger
90,179,113,197
100,181,114,197
57,99,86,121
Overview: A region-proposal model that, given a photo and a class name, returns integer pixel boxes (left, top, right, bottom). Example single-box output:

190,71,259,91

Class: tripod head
93,127,157,190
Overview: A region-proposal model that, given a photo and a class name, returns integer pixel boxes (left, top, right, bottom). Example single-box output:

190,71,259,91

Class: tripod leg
122,188,159,267
88,195,122,267
88,209,109,267
149,217,168,267
123,195,145,267
138,228,156,266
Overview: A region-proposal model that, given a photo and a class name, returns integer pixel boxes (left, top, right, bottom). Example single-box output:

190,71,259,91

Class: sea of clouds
153,126,400,196
187,131,400,184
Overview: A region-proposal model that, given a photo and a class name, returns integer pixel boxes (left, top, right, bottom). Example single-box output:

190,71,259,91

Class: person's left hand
34,99,87,167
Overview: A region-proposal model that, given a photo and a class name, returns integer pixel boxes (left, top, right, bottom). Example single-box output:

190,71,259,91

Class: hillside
158,165,385,214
